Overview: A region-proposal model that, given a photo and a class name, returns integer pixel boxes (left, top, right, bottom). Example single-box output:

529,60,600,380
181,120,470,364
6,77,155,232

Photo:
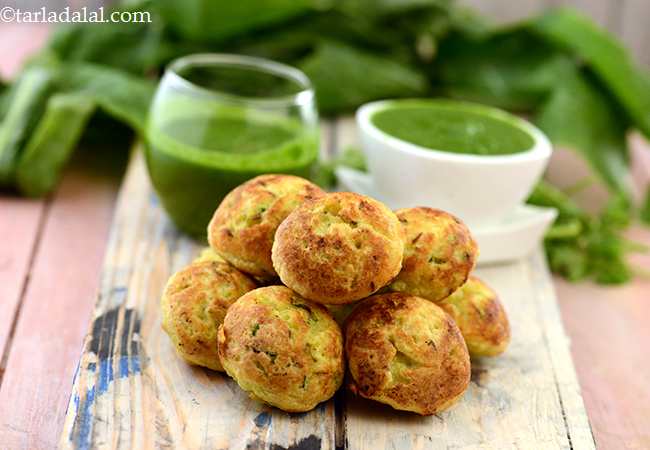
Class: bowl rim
356,99,552,165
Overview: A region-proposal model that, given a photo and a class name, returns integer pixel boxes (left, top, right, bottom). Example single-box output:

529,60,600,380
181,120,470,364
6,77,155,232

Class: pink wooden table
0,25,649,450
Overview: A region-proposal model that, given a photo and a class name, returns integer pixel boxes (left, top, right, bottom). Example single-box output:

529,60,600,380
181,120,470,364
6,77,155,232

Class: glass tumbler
146,53,319,237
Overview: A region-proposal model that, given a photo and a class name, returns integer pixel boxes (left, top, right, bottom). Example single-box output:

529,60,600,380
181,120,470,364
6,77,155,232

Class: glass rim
165,53,315,108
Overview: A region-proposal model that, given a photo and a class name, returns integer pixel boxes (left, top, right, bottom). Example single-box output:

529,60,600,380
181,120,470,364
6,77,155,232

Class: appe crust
272,192,404,304
438,276,510,357
160,260,257,371
208,174,324,279
217,286,344,412
345,292,470,415
390,207,477,302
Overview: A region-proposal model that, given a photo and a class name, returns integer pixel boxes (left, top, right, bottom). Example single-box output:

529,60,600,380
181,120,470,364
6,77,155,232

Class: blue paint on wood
254,411,272,427
110,286,128,304
111,286,128,294
131,353,141,373
119,354,130,378
70,356,143,449
68,307,144,448
75,386,96,450
97,358,114,394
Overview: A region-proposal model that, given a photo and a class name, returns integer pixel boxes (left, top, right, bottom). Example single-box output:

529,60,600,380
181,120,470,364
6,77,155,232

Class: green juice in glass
146,54,319,238
145,105,318,237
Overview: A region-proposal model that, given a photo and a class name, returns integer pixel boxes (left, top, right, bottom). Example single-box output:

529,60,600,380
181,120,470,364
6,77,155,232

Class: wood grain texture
0,198,45,367
556,270,650,450
59,149,336,450
343,252,594,450
60,121,594,449
0,8,648,450
555,134,650,450
0,156,124,450
0,16,50,378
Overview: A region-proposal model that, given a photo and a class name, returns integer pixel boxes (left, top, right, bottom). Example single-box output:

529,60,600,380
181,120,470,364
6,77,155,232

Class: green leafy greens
534,68,630,195
16,93,95,196
530,8,650,137
529,181,638,284
0,67,57,185
300,41,428,113
1,0,649,283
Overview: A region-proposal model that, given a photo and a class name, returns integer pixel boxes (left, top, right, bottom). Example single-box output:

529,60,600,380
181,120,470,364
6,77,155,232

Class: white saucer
335,167,557,265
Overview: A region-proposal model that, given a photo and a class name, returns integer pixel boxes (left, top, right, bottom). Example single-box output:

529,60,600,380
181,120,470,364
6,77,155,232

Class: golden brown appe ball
345,293,470,415
196,247,280,286
160,260,257,371
208,174,324,279
389,207,478,302
272,192,404,305
194,247,226,263
438,276,510,357
217,286,344,412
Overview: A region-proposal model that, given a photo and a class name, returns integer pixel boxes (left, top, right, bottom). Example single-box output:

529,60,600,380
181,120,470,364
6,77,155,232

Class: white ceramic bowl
335,166,557,264
356,100,552,226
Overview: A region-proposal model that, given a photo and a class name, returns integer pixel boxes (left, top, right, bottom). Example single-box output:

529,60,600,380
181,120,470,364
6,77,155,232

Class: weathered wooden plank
556,268,650,450
59,116,595,448
554,133,650,450
0,15,50,377
528,252,596,449
59,149,337,450
342,252,594,449
0,198,45,367
334,116,594,449
0,158,123,450
0,8,648,449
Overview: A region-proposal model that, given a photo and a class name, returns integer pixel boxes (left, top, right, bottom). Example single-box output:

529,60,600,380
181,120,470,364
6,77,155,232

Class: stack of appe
160,174,510,415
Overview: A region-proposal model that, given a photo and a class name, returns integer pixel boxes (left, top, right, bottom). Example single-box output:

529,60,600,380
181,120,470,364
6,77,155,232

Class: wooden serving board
59,120,595,449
